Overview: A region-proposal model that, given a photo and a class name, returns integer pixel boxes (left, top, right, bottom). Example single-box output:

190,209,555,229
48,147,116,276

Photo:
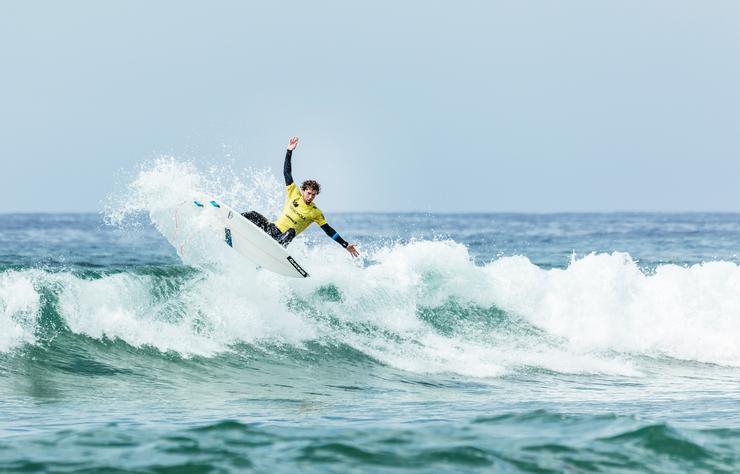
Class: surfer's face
301,188,318,205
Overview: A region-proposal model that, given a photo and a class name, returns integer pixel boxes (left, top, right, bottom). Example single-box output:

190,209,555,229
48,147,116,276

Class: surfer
242,137,360,257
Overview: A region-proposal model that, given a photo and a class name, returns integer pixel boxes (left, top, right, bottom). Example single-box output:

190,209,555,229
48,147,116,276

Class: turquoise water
1,162,740,472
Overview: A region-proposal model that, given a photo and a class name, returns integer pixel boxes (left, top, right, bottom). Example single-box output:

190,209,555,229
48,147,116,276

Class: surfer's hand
287,136,299,151
346,244,359,258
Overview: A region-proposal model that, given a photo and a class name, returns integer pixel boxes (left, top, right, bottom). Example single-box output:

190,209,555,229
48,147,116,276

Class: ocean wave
1,239,740,378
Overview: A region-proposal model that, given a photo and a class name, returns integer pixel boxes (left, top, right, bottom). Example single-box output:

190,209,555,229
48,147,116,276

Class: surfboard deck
171,195,309,278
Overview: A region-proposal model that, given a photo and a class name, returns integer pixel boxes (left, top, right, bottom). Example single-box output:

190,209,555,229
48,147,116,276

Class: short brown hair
301,180,321,194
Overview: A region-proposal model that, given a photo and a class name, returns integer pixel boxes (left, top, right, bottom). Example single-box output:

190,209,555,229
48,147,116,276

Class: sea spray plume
104,157,203,228
104,156,283,228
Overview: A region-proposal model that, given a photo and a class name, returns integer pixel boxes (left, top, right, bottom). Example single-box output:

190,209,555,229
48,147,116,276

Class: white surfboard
168,195,309,278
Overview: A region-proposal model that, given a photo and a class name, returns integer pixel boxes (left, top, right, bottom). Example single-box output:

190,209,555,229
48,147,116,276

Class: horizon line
2,210,740,216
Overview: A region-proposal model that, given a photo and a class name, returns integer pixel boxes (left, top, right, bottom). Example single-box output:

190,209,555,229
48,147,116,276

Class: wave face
2,158,740,472
3,244,740,375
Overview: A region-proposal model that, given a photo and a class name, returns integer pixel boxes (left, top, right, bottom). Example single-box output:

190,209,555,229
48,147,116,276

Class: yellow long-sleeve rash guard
273,182,327,235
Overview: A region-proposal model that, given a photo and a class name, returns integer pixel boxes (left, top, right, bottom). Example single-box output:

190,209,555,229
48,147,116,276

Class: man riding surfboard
242,137,360,257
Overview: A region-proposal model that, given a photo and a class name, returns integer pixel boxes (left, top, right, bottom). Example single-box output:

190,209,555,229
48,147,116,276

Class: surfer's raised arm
283,136,299,186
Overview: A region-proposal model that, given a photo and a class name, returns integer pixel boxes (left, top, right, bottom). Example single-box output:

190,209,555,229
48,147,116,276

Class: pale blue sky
1,1,739,213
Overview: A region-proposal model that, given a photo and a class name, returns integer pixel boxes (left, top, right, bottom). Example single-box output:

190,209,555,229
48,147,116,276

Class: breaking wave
3,158,740,378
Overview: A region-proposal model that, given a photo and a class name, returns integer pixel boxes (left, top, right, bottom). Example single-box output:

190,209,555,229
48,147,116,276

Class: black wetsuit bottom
241,211,296,247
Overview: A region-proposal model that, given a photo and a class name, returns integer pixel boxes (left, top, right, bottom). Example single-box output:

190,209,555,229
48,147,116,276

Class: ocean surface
2,160,740,473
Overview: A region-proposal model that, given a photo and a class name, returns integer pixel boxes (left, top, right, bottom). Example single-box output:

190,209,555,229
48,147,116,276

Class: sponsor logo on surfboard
227,211,233,219
224,228,233,247
286,256,308,277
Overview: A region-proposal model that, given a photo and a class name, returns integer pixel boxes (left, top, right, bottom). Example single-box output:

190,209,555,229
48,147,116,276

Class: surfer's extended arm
321,223,360,257
283,136,299,186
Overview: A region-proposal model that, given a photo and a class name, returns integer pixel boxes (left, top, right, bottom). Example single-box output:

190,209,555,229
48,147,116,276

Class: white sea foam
482,252,740,366
0,271,39,352
292,241,642,377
